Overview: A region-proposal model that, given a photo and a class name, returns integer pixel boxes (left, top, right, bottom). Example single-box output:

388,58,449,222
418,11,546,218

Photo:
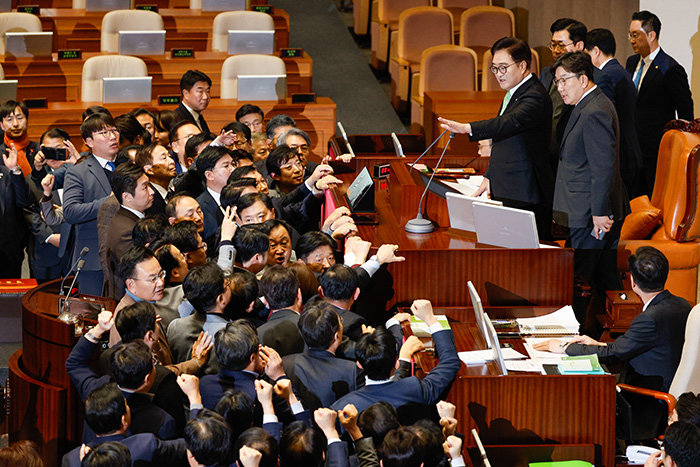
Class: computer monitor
0,0,11,11
484,312,508,375
201,0,245,11
473,202,540,249
227,30,274,55
446,193,502,232
467,281,491,349
118,31,166,56
345,166,374,212
102,77,152,104
0,80,18,102
4,32,53,58
237,75,286,101
85,0,129,11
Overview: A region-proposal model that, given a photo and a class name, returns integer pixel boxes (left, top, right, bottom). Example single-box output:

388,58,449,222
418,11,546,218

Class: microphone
409,128,450,169
59,247,89,296
66,259,86,299
404,132,456,234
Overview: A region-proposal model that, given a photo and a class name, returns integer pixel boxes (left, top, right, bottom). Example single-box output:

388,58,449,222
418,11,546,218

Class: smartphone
41,146,67,161
591,215,614,240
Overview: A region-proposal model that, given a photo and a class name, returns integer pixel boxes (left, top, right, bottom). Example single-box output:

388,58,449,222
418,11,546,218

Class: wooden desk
422,90,505,156
28,8,289,52
409,306,616,467
2,51,312,102
25,97,336,155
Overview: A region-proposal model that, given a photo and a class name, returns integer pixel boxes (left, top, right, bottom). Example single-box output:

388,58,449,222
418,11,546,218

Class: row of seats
18,0,252,9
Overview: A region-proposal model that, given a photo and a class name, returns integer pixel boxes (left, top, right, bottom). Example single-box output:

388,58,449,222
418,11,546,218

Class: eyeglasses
628,31,647,40
132,270,166,284
93,128,119,138
553,74,581,87
488,62,518,75
549,41,574,51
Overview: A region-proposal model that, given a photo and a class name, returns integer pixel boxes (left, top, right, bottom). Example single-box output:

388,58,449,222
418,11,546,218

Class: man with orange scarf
0,101,41,177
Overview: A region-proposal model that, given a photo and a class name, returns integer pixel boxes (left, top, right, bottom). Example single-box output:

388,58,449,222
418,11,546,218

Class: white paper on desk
505,358,562,375
441,180,477,197
516,305,580,335
458,347,527,365
523,337,574,360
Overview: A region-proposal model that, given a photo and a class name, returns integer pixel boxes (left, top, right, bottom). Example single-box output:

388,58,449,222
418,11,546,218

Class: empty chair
436,0,489,36
371,0,430,70
0,64,4,79
212,11,274,53
410,45,477,132
0,12,42,55
101,10,164,53
220,54,287,100
459,6,514,70
481,48,539,91
81,55,148,102
389,6,453,111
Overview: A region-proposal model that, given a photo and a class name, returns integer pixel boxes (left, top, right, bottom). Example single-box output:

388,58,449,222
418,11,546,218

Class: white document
505,359,548,374
517,305,580,335
523,336,574,360
458,347,527,365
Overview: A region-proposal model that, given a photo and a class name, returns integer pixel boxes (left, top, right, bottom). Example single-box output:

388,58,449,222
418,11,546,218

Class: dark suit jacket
567,290,690,391
553,87,628,228
145,183,167,216
62,432,187,467
0,140,41,173
470,74,553,206
330,304,367,342
196,188,223,245
330,329,460,414
105,206,140,300
62,155,113,271
625,48,694,161
174,102,210,135
257,308,305,357
283,348,364,410
0,167,31,275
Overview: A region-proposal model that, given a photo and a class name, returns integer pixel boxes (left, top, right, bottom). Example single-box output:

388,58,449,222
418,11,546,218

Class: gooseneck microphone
59,247,89,296
409,128,449,169
404,132,456,234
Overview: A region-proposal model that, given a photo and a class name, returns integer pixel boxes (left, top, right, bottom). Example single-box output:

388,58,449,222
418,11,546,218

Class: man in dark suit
196,145,234,245
330,299,460,414
551,52,629,312
174,70,212,135
439,37,554,239
535,246,691,393
0,147,32,278
257,265,305,357
134,142,176,215
585,28,644,199
626,10,694,195
63,113,120,295
318,264,367,341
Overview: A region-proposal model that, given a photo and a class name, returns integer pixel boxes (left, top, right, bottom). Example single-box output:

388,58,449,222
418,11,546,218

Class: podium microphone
410,128,449,169
59,247,89,296
404,132,456,234
66,259,86,298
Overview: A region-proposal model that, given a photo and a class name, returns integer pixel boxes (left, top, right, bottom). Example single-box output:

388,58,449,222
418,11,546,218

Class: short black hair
0,100,28,121
83,383,127,435
40,127,70,145
168,119,200,145
236,192,275,219
632,10,661,36
183,262,226,314
223,121,252,142
152,242,182,283
215,320,259,371
551,51,594,82
115,301,156,343
109,340,154,390
491,36,531,68
319,264,358,300
278,127,310,146
164,220,200,253
156,109,176,132
628,246,669,292
663,421,700,467
109,162,145,204
675,392,700,428
356,327,397,380
260,265,299,310
132,215,168,248
82,105,112,121
229,165,258,182
265,144,298,178
357,402,400,447
236,104,264,122
118,246,156,282
585,28,616,56
184,409,233,466
81,441,131,467
130,107,155,121
221,179,257,209
215,390,255,441
185,132,214,162
234,226,269,263
280,421,324,467
234,428,279,467
228,268,259,317
297,301,340,349
81,113,117,141
296,231,336,262
134,142,159,168
409,420,444,467
115,114,151,146
180,70,212,92
550,18,587,44
230,149,255,165
265,114,296,140
378,426,425,467
196,145,231,182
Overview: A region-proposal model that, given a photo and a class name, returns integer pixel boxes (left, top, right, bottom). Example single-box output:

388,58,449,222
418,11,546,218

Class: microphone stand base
405,217,435,234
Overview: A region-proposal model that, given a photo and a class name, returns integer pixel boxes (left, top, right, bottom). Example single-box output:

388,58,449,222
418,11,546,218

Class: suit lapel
87,155,112,195
560,88,599,148
502,74,535,114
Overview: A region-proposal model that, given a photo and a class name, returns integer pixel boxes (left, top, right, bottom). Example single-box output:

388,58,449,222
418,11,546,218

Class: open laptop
446,192,502,232
201,0,246,11
467,281,491,349
118,31,166,56
473,202,540,249
227,30,274,55
0,80,18,102
0,0,11,12
86,0,129,11
102,77,152,104
237,75,286,101
484,312,508,375
4,32,53,58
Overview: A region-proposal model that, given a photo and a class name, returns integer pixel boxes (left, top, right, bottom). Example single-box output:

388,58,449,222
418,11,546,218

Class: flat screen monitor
227,30,274,55
102,77,152,104
5,32,52,58
118,31,166,56
0,80,18,102
86,0,129,11
484,312,508,375
201,0,245,11
0,0,12,12
237,74,286,101
345,167,373,212
446,192,502,233
467,281,491,349
473,202,540,249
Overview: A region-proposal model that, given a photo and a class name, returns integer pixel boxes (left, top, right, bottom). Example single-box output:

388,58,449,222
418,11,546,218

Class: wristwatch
10,166,22,175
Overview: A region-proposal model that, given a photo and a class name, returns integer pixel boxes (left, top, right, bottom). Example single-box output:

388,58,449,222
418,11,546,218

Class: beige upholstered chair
481,48,539,91
100,10,164,54
436,0,489,36
371,0,430,70
0,12,42,55
0,64,4,80
668,304,700,397
410,45,477,131
459,6,514,71
212,11,274,53
81,55,148,102
190,0,249,9
220,54,287,100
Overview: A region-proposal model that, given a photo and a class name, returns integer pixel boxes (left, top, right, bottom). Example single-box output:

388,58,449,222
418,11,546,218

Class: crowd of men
0,8,697,467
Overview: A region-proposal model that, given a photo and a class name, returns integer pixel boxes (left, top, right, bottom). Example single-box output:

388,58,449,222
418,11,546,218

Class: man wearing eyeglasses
438,37,554,240
626,10,693,196
63,113,121,296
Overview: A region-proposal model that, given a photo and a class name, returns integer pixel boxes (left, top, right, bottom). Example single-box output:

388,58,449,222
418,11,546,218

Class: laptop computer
0,80,18,102
473,202,540,249
4,32,53,58
345,166,374,212
118,31,166,56
237,75,286,101
446,192,502,232
201,0,246,11
102,77,152,104
467,281,491,349
0,0,11,12
85,0,129,11
227,30,274,55
484,312,508,375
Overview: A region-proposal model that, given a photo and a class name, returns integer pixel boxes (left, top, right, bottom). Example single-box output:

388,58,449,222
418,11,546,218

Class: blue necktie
106,161,116,171
633,59,645,89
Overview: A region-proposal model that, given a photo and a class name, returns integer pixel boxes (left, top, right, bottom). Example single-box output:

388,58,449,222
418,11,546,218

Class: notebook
118,31,166,56
227,30,274,55
446,193,502,232
4,32,53,58
237,75,286,101
102,77,152,104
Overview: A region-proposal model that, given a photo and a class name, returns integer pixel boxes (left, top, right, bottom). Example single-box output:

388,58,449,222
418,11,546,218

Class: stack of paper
523,337,574,360
458,347,527,365
517,306,580,335
409,315,450,338
441,176,486,197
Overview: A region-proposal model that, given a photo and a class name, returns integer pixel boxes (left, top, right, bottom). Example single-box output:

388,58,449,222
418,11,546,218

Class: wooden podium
7,279,114,465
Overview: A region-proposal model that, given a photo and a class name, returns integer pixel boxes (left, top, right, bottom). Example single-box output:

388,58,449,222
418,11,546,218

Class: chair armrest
391,57,410,67
617,383,677,417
